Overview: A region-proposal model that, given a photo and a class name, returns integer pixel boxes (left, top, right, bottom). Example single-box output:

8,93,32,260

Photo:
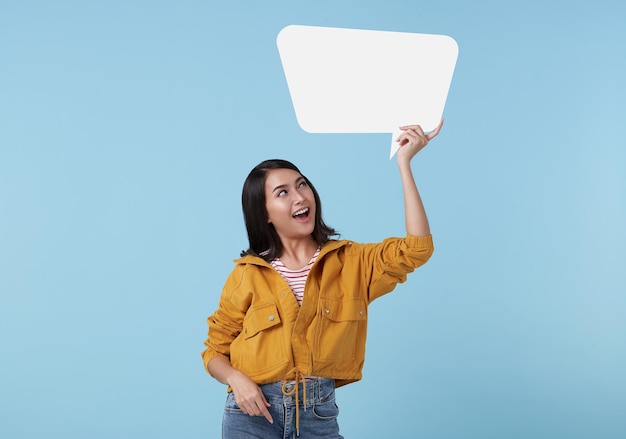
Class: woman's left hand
396,119,444,162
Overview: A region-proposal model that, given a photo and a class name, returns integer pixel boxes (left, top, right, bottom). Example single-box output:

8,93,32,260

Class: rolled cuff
405,233,434,250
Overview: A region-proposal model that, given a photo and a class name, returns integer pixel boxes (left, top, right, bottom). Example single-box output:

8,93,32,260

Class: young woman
202,121,443,438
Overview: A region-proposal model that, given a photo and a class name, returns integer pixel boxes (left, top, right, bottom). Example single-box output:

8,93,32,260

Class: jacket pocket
315,298,367,362
231,303,287,374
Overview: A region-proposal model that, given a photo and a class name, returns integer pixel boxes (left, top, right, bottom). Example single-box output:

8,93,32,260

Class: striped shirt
271,248,320,306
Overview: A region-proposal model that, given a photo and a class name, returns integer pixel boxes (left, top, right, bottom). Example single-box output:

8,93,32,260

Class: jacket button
324,308,330,313
359,310,364,316
269,315,275,321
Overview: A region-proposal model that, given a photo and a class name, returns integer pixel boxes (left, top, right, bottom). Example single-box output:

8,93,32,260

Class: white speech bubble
277,25,458,158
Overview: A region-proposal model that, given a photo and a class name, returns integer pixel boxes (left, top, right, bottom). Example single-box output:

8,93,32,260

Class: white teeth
293,208,309,216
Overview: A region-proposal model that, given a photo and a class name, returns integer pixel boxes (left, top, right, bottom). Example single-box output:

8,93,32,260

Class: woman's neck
278,237,319,270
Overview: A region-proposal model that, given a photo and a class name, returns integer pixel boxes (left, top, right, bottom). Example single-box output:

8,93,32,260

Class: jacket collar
233,239,351,267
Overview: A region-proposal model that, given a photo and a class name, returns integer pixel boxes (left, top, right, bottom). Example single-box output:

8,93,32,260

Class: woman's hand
396,119,444,164
228,369,274,424
208,356,273,423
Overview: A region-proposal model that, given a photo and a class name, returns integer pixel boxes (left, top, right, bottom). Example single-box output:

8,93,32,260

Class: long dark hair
240,159,338,261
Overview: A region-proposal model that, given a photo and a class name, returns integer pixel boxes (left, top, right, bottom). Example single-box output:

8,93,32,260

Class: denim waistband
259,377,335,406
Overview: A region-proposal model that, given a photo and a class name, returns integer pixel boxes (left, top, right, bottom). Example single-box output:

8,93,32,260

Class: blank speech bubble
277,25,459,158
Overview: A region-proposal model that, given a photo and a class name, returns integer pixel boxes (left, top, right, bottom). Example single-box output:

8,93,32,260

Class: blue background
1,1,625,438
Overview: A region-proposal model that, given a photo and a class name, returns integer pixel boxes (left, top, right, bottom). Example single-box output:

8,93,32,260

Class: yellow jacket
202,234,434,387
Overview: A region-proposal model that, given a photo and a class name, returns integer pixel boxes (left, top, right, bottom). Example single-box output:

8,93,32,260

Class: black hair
240,159,338,261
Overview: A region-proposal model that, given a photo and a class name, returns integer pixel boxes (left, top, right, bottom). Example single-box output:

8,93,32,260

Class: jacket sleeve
201,267,251,375
353,234,434,303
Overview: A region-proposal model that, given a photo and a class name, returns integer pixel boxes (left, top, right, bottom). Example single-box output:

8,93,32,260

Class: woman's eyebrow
272,176,304,193
271,183,287,193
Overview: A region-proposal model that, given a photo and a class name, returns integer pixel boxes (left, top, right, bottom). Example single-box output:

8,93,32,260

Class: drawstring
281,368,307,437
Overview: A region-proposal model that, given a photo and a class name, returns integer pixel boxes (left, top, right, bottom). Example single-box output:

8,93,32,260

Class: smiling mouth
292,207,309,219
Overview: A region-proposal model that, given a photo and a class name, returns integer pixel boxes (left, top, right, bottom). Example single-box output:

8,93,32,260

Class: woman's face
264,168,316,242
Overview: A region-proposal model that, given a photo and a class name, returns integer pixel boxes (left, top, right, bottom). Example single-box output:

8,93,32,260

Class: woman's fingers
399,119,444,140
244,392,273,423
257,399,274,423
397,128,427,148
231,374,274,423
395,119,445,162
426,119,444,140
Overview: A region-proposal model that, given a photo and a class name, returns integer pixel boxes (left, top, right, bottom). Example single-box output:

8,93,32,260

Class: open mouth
292,207,309,220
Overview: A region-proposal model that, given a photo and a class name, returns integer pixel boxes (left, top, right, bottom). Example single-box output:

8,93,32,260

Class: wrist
225,369,241,387
397,157,412,172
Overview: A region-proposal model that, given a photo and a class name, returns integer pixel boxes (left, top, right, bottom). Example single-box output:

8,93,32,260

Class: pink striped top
271,248,320,306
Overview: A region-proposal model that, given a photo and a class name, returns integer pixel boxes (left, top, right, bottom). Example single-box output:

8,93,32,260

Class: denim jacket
202,234,434,387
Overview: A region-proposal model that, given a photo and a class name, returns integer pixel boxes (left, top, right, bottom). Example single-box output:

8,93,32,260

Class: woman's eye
298,181,307,188
278,189,287,197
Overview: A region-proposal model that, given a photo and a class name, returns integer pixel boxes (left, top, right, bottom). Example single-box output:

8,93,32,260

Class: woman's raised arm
395,119,443,237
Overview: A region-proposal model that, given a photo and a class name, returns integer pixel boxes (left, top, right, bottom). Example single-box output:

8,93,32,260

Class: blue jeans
222,377,344,439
